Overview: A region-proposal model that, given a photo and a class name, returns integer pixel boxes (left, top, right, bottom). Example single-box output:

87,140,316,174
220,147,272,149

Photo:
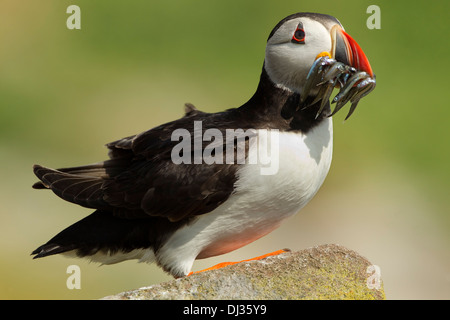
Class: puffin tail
31,210,153,262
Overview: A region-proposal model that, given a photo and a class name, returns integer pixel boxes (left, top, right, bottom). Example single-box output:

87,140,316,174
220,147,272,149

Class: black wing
33,105,242,222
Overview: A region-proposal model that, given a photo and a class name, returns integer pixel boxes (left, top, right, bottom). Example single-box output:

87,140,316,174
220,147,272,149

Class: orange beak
331,25,374,77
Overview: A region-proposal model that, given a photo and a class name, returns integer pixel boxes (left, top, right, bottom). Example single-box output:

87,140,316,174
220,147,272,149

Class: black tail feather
31,243,76,259
31,210,161,261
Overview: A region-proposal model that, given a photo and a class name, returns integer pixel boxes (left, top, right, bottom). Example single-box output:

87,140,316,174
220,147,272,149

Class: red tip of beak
340,30,373,77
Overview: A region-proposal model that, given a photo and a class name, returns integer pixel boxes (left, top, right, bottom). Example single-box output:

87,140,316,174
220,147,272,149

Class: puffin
31,12,375,278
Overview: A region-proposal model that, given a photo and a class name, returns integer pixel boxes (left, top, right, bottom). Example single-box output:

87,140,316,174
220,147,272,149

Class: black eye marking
291,22,305,44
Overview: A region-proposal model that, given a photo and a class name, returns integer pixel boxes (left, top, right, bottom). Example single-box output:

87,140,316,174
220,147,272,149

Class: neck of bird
237,64,331,132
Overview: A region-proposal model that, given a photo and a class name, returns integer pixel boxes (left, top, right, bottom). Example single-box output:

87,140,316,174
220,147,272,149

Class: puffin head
264,13,373,94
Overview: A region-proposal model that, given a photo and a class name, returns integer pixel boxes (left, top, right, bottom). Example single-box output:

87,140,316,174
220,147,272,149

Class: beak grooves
331,26,373,77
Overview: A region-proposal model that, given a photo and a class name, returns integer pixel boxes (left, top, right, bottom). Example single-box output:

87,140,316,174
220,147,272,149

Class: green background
1,0,448,299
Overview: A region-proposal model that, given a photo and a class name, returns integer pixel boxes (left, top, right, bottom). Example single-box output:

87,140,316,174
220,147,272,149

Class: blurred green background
1,0,449,299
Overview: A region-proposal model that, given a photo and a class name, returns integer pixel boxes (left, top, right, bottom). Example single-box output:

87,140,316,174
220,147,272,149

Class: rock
102,244,385,300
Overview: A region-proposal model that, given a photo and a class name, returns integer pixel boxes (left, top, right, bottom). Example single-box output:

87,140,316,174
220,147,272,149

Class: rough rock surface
102,244,385,300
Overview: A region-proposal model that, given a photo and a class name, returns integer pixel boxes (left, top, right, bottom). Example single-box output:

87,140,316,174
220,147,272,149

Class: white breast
156,118,333,276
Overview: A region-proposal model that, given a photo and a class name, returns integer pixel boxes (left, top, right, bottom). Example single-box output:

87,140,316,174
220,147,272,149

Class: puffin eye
291,22,305,44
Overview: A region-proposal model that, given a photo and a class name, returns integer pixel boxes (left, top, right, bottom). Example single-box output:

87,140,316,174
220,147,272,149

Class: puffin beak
329,25,373,77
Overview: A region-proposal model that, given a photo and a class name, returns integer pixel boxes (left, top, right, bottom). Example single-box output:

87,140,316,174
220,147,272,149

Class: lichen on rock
102,244,385,300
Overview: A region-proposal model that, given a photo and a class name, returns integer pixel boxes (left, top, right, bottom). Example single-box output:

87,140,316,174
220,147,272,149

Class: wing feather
32,106,242,222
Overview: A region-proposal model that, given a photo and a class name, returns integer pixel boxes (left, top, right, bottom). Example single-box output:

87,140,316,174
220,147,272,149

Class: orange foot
188,249,290,276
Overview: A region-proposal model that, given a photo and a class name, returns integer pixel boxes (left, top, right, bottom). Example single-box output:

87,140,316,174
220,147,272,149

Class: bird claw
300,56,376,120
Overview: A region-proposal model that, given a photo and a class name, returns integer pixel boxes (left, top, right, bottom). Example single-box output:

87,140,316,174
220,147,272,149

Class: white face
265,17,334,93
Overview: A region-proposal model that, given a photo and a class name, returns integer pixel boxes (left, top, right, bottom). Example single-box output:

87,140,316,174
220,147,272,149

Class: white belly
157,118,333,276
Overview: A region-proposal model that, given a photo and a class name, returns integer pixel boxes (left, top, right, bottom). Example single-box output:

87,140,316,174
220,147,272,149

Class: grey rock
102,244,385,300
